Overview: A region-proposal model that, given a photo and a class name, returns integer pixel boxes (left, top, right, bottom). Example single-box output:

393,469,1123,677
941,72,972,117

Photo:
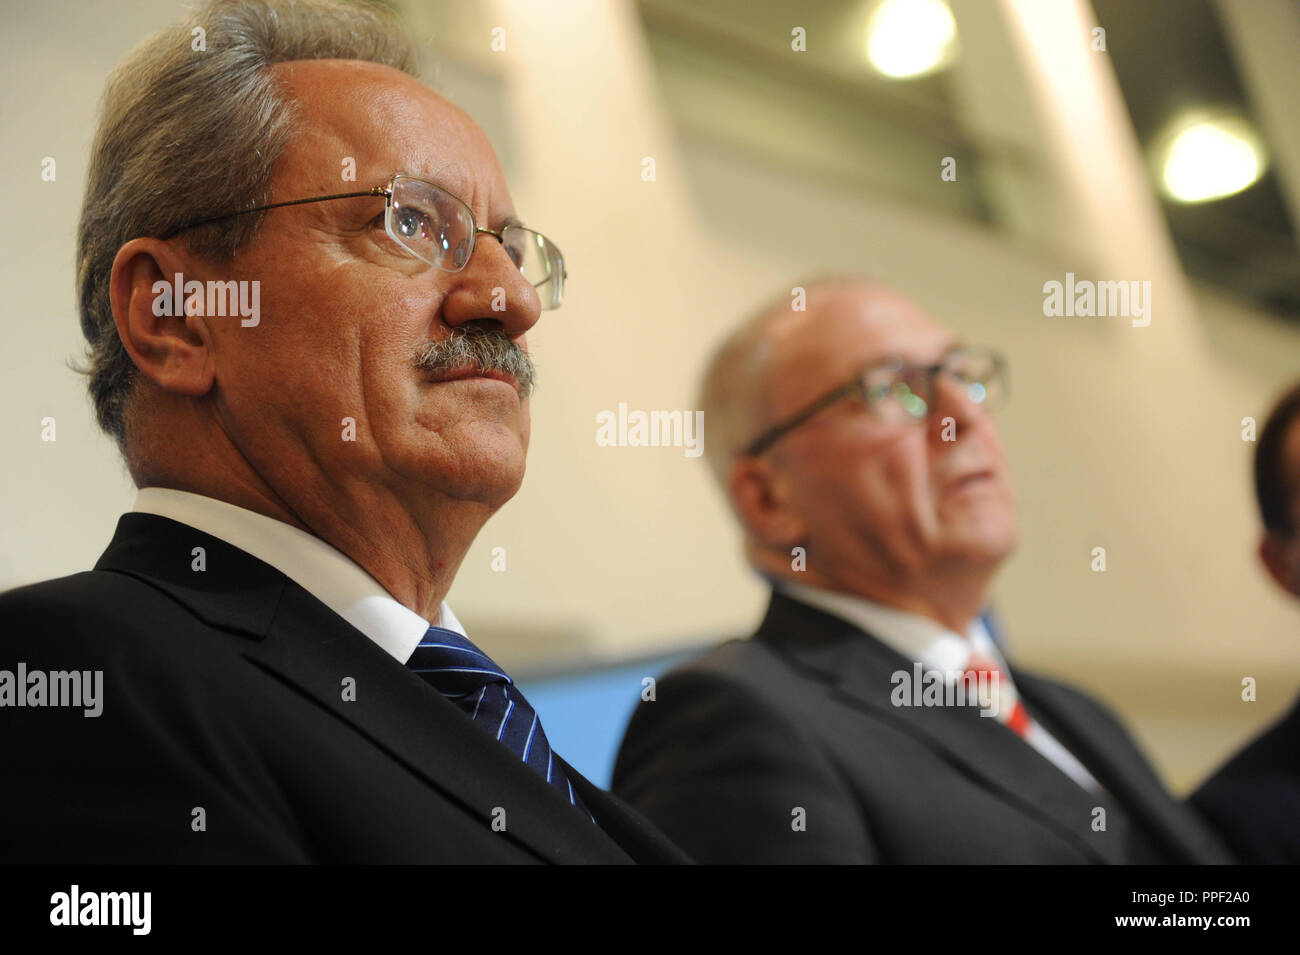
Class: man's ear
1259,530,1300,600
729,454,806,549
108,237,216,397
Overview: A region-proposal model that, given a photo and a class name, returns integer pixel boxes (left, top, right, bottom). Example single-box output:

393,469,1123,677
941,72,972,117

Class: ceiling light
866,0,959,79
1157,115,1266,203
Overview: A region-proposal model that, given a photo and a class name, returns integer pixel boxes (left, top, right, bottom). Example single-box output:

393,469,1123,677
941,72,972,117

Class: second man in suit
613,277,1231,864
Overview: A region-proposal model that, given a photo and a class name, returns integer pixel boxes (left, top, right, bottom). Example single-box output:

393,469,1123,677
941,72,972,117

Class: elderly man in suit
612,277,1231,864
1191,380,1300,863
0,0,684,864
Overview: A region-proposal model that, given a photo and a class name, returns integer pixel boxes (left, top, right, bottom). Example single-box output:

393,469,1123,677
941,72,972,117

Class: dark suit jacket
1190,697,1300,864
0,513,688,864
613,591,1233,864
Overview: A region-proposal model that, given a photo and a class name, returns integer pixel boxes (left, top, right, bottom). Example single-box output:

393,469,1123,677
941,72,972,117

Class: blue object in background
981,605,1007,651
517,650,697,789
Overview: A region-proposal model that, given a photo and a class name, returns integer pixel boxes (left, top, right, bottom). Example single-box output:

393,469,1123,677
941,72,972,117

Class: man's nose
927,373,984,440
438,233,542,339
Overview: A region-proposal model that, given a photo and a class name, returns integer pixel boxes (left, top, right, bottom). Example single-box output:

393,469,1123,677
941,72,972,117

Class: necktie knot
963,650,1032,738
409,626,513,698
407,625,592,820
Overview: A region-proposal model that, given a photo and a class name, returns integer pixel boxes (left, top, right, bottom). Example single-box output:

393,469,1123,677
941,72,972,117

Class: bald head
700,277,938,489
704,277,1018,631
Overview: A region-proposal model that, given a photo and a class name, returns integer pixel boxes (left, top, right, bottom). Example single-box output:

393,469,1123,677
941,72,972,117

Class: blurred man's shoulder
644,631,827,728
659,633,790,689
1196,696,1300,788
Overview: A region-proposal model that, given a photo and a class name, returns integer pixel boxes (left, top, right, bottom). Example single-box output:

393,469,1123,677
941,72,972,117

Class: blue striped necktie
407,625,592,819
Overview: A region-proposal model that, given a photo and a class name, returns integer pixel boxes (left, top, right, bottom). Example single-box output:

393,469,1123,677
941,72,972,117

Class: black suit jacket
1190,696,1300,864
612,591,1233,864
0,513,688,864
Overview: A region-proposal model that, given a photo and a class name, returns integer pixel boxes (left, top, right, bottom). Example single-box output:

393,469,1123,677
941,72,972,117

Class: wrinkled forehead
270,59,507,211
764,286,955,400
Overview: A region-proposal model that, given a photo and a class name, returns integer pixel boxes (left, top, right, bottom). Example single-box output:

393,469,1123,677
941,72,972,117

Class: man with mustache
613,278,1232,864
0,0,685,864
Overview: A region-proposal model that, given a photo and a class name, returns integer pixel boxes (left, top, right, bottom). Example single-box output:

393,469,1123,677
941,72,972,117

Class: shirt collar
132,487,462,664
773,580,1102,791
774,578,1008,680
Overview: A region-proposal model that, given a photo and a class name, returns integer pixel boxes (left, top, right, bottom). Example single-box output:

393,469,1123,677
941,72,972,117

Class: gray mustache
412,326,536,398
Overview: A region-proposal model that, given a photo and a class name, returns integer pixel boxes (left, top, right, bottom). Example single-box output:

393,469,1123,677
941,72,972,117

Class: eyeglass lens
864,350,1003,423
386,176,565,310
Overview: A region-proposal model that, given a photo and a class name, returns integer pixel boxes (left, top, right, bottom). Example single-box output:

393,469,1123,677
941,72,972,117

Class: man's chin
447,444,527,508
393,429,527,505
942,517,1018,567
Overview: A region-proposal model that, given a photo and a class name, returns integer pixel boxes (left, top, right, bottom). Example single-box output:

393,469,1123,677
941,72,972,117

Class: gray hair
76,0,421,455
698,306,778,491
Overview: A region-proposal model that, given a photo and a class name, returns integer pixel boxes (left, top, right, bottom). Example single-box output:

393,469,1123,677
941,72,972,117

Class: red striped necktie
964,651,1032,737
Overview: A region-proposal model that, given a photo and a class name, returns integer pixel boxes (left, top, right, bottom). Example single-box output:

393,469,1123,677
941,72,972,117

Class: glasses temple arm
160,187,387,240
743,380,862,456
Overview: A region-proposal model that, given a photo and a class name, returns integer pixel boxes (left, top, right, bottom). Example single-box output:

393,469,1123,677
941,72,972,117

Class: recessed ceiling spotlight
1155,113,1267,203
865,0,959,80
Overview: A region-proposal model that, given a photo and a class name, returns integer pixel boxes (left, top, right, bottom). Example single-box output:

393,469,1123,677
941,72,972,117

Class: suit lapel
96,513,633,865
758,593,1127,863
559,755,693,864
247,584,635,864
1015,673,1232,863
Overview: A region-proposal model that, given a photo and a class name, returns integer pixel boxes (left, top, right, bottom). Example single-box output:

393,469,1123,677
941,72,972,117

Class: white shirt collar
773,578,1102,791
774,578,1007,679
132,487,463,664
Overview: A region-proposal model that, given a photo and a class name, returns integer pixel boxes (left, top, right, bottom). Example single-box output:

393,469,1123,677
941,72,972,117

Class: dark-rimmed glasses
742,346,1008,456
161,173,567,310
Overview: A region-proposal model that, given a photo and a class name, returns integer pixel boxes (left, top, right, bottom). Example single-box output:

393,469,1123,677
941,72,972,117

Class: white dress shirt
133,487,463,664
776,579,1101,792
